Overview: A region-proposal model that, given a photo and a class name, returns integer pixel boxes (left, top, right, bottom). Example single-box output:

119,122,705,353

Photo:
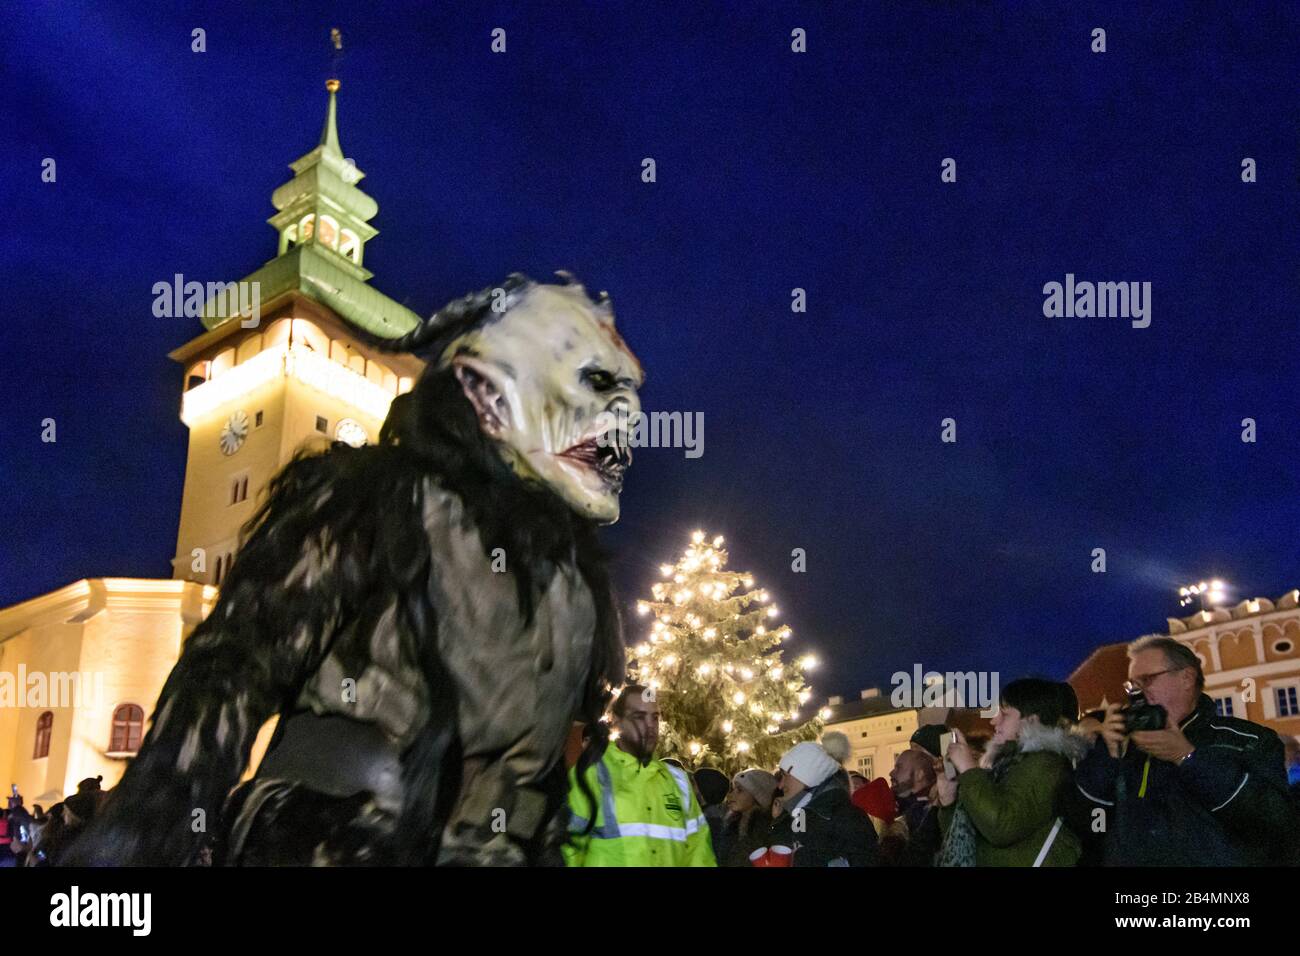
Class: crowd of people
4,636,1298,867
565,636,1300,866
0,775,107,867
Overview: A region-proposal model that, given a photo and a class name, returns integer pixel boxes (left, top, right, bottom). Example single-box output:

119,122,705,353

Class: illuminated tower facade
169,82,425,585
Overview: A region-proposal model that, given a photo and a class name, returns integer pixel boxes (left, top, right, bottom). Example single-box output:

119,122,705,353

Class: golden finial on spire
327,28,343,92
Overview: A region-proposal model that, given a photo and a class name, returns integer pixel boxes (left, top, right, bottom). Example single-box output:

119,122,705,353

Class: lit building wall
0,579,213,803
831,709,921,781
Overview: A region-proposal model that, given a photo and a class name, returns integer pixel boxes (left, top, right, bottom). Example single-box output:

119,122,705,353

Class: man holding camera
1072,636,1295,865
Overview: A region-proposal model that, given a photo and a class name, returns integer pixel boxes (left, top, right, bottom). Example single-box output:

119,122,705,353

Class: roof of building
820,695,901,724
1165,590,1299,634
1068,641,1130,713
0,578,216,642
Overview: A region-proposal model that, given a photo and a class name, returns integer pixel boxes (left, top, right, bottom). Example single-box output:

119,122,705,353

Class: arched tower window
317,215,339,250
34,711,53,759
339,229,360,263
284,222,299,250
210,348,235,379
289,318,328,355
264,318,291,350
110,704,145,754
299,214,316,242
185,360,210,392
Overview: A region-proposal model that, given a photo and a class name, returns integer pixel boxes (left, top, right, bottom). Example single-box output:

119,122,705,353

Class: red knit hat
852,776,898,824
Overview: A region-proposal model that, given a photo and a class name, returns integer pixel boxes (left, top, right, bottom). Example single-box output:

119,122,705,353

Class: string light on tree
626,529,824,774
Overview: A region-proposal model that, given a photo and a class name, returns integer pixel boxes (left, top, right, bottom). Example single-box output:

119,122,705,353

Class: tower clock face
335,418,368,448
219,410,250,456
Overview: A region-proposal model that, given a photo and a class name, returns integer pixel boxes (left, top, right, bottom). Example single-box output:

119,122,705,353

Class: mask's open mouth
559,425,632,492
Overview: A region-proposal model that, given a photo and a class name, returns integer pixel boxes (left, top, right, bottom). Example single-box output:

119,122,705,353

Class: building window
34,711,53,759
339,229,360,262
110,704,145,754
230,474,248,505
1213,695,1235,717
1277,686,1299,717
855,755,873,778
255,410,264,428
214,555,223,585
316,415,328,433
317,214,339,250
1273,640,1294,654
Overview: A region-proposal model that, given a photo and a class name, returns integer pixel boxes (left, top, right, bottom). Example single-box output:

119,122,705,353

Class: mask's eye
581,368,617,392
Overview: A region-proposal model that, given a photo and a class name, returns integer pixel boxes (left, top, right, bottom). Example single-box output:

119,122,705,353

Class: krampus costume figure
67,273,643,866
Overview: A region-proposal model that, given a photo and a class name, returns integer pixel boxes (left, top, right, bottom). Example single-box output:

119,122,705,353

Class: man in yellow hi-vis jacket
563,685,716,866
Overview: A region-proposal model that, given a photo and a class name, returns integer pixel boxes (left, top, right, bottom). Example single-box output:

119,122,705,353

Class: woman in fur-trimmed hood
936,678,1088,867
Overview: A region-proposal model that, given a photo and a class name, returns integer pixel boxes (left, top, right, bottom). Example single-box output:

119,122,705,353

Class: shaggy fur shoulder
982,722,1092,771
1014,722,1092,764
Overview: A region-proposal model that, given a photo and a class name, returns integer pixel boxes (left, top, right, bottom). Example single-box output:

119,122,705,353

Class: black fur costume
66,274,625,866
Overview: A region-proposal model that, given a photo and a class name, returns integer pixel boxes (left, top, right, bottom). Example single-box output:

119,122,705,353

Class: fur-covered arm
64,456,352,866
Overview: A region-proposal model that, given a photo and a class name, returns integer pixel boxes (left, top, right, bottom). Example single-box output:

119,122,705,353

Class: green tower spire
319,80,342,154
199,80,421,337
269,79,378,267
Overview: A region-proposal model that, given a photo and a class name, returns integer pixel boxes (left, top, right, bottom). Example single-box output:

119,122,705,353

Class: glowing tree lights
627,530,822,774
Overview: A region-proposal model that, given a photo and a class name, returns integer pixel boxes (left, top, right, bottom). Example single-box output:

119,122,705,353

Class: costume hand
1130,714,1194,765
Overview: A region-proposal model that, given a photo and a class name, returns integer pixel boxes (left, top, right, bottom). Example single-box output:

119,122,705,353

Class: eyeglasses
1126,667,1184,691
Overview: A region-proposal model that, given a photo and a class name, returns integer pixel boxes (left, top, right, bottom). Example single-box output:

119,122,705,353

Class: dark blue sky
4,2,1298,700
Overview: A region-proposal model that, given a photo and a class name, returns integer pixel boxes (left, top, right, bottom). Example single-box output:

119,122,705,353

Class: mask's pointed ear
452,356,511,436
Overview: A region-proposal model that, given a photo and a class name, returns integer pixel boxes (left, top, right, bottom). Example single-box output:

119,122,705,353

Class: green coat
939,723,1087,867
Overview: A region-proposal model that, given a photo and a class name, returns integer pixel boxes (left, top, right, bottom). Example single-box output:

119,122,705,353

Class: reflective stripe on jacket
563,745,716,867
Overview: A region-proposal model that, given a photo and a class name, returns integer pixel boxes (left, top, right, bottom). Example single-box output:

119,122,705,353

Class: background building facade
1069,589,1300,742
820,685,993,781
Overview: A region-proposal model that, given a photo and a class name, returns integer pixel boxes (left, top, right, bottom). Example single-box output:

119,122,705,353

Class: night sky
4,2,1298,702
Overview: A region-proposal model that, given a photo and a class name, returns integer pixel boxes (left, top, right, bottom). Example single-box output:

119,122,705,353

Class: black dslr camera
1120,685,1167,733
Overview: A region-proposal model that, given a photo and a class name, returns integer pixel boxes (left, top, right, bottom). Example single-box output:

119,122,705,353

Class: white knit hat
778,741,840,788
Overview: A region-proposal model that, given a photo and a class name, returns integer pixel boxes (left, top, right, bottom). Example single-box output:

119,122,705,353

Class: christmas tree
626,530,825,775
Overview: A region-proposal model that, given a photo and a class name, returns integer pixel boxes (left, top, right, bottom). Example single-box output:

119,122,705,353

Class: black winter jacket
768,780,878,867
1070,694,1295,865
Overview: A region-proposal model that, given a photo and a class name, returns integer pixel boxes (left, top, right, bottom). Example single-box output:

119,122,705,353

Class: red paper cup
749,847,772,867
767,845,794,867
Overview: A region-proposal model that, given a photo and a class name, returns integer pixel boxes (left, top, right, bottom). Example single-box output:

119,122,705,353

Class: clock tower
168,81,425,587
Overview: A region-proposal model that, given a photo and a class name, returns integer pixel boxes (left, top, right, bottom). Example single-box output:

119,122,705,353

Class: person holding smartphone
934,678,1086,867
